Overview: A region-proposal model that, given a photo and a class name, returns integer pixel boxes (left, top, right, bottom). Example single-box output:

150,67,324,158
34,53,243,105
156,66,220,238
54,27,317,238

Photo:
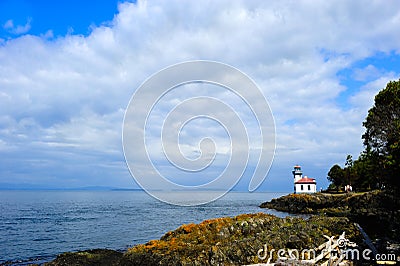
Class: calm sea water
0,190,289,264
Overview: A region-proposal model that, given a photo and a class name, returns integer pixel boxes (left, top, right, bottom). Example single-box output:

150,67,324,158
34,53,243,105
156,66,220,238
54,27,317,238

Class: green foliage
327,79,400,191
343,154,354,185
362,79,400,190
351,151,380,191
327,182,338,191
345,154,353,168
327,164,344,190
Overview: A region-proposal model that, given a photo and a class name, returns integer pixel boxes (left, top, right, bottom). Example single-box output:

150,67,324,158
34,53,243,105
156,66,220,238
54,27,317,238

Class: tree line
327,79,400,192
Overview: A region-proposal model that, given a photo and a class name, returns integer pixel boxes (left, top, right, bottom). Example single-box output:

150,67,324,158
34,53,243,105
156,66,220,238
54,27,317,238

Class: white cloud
350,73,398,111
3,20,14,29
3,18,32,35
353,65,382,81
0,0,400,190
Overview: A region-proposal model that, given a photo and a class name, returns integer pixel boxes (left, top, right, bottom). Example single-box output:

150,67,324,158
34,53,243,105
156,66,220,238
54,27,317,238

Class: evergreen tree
326,79,400,191
327,164,344,190
362,79,400,190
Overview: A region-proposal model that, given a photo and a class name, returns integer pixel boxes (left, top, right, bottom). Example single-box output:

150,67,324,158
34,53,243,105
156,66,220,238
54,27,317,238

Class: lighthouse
292,165,303,183
292,165,317,193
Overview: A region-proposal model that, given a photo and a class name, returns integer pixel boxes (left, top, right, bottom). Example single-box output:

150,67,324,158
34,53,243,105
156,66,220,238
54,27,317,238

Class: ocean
0,190,289,264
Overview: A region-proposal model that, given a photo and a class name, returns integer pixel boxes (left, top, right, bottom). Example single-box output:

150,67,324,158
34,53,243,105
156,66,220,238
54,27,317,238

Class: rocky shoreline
260,190,400,240
260,190,400,261
10,190,399,265
44,213,362,266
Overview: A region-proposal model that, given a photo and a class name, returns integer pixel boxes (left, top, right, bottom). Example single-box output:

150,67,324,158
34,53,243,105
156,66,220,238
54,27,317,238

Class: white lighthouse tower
292,165,303,183
292,165,317,193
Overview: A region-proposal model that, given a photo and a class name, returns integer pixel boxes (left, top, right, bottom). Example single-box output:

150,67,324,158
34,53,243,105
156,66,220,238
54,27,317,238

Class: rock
260,190,400,257
44,249,123,266
122,213,361,265
44,191,400,265
259,193,354,214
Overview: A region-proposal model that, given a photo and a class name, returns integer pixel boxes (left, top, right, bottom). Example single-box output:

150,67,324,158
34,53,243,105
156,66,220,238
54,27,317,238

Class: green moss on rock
45,249,123,266
260,190,400,241
122,213,361,265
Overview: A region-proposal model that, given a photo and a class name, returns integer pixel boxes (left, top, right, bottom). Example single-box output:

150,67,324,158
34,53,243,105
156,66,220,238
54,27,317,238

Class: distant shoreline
0,188,291,193
0,187,143,191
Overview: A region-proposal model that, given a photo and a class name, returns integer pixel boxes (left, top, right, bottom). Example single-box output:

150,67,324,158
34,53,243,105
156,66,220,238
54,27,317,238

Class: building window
301,185,303,190
308,185,311,190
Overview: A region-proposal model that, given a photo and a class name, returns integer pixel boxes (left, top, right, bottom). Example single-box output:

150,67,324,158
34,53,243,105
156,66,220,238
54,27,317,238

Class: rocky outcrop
122,213,361,265
46,191,400,265
260,190,400,242
259,192,347,214
45,249,123,266
45,213,362,266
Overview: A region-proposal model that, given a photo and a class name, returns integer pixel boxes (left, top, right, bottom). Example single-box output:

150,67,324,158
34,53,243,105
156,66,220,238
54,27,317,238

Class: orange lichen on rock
124,213,361,265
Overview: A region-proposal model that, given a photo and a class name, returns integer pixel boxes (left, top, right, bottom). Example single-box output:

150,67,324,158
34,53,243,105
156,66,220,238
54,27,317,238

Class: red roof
295,177,316,184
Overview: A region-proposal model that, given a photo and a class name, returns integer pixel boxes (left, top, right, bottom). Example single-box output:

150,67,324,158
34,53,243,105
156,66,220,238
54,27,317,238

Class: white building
292,165,317,193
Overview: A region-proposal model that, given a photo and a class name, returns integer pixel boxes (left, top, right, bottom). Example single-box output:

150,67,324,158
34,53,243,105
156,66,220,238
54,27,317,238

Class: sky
0,0,400,192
